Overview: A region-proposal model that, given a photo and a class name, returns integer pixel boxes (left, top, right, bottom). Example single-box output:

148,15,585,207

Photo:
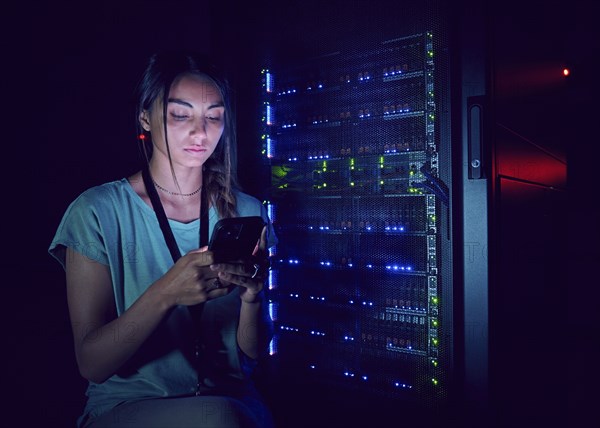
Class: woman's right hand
155,247,229,308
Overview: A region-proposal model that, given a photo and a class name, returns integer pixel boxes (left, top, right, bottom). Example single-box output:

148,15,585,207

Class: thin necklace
152,180,201,197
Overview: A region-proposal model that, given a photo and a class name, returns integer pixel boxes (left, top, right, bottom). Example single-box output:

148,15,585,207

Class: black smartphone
208,216,266,263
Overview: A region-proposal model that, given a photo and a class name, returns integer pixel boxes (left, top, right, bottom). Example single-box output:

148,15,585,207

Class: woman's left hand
209,226,269,303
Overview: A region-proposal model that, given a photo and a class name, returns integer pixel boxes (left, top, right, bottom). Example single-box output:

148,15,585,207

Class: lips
184,146,207,154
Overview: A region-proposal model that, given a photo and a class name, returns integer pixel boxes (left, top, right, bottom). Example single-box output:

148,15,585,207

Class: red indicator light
139,133,146,140
562,68,570,77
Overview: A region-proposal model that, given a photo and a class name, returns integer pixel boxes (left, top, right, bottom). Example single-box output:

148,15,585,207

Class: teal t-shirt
48,178,277,424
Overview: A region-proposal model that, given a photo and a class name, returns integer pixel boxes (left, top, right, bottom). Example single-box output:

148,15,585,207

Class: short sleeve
48,189,110,270
233,191,278,251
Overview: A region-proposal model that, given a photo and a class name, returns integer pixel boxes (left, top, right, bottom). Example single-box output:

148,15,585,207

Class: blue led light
268,303,277,321
385,264,413,272
394,382,412,389
267,204,275,222
266,137,273,158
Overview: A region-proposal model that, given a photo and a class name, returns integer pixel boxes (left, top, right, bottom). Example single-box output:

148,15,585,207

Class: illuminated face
142,73,225,169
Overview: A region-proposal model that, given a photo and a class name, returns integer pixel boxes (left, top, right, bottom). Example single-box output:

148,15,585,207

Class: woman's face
142,73,226,169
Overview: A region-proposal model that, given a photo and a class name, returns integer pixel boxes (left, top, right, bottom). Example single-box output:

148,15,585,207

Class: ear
139,110,151,132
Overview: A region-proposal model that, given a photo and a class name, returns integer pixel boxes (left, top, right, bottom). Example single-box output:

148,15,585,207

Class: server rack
258,29,452,411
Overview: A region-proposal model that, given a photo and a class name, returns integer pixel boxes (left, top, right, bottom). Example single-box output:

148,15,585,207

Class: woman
49,51,277,428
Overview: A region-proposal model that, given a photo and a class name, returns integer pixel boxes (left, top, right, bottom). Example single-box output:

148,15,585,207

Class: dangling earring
138,131,152,163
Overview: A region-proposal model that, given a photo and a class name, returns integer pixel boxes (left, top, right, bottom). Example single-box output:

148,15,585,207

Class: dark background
3,0,597,426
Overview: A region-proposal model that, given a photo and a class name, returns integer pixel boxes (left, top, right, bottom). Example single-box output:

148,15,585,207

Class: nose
190,118,207,141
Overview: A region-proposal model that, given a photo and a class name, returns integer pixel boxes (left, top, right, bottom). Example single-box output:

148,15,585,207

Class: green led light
380,180,384,185
431,296,439,305
431,338,439,346
432,378,439,386
431,359,438,367
350,182,355,186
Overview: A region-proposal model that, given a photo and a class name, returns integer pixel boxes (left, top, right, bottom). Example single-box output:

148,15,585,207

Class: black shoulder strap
199,170,209,248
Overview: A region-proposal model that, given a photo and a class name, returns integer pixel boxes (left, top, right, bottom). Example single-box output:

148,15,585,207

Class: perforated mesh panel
260,10,450,408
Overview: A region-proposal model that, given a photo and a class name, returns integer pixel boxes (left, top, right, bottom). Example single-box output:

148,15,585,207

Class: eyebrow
168,98,225,110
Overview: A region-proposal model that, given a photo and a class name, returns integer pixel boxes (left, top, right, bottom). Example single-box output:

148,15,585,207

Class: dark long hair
135,51,238,219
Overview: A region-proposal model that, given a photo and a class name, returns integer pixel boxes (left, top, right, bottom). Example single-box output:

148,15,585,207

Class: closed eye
171,113,189,121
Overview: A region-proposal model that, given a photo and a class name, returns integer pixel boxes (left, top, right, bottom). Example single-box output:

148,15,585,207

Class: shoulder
71,180,129,209
233,189,279,248
234,190,265,217
62,179,132,224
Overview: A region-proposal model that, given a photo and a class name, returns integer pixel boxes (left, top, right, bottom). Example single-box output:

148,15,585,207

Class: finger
252,226,268,257
187,250,215,266
202,276,228,293
211,262,258,279
220,271,262,293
